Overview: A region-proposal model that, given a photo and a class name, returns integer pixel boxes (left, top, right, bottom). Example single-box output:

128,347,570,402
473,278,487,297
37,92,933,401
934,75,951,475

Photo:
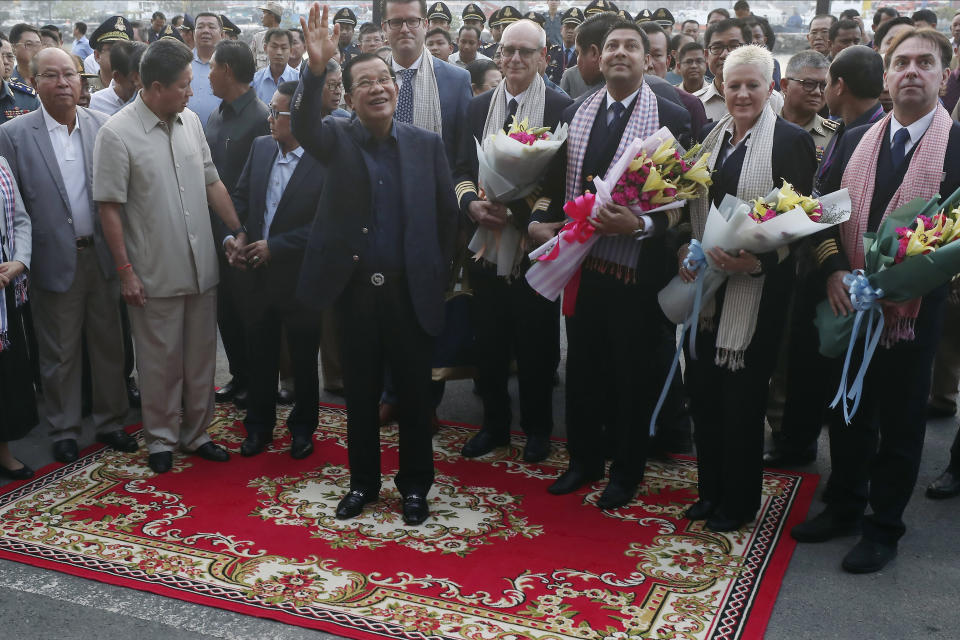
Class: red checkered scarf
839,105,952,344
0,159,27,353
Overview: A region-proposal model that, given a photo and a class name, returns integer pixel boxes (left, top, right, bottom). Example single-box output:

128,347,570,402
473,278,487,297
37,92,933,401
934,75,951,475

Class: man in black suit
228,80,322,460
453,19,572,463
794,28,960,573
293,4,459,526
537,19,691,510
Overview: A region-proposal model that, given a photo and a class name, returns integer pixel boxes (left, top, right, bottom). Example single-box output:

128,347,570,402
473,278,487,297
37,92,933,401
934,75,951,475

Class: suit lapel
252,142,278,240
29,110,71,212
274,149,315,217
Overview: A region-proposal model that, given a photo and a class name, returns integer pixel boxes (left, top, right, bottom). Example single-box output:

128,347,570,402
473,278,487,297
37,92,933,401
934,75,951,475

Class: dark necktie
608,101,625,127
503,98,519,131
396,68,416,123
891,127,910,170
564,48,573,69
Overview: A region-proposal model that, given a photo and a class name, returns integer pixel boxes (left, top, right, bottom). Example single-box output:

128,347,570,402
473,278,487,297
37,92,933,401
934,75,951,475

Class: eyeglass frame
785,76,827,93
350,75,396,93
268,107,291,119
500,45,540,60
34,70,79,82
706,41,743,56
382,17,424,31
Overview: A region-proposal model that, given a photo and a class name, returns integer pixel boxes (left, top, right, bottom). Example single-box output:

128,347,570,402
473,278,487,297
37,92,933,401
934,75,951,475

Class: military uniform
334,8,361,64
584,0,618,18
220,15,241,40
428,3,457,53
635,9,654,23
546,8,583,85
157,24,184,43
800,113,839,163
0,79,39,124
652,7,676,31
88,16,134,95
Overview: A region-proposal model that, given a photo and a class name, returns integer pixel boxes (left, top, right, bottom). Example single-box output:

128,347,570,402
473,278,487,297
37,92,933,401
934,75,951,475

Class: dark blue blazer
430,56,474,169
291,67,460,336
231,135,323,304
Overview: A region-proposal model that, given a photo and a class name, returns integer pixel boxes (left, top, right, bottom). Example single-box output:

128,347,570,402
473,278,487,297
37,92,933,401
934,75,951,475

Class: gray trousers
31,248,128,442
127,287,217,454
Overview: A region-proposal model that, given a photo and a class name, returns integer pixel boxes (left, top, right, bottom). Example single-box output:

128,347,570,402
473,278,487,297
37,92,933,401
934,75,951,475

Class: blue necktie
890,127,910,170
564,48,573,68
396,68,416,123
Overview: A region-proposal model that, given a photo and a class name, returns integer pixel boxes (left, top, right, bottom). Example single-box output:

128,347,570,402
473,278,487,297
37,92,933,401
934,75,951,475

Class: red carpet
0,403,816,639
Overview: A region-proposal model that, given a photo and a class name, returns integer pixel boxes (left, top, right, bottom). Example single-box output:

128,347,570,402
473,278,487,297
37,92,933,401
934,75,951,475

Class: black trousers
823,291,946,544
469,261,560,438
217,252,248,384
685,273,791,520
336,274,435,497
564,270,659,487
242,285,320,439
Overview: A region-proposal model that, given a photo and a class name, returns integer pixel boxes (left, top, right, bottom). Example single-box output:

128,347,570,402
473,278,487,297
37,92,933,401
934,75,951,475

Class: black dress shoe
842,537,897,574
126,377,141,408
461,430,510,458
706,513,751,532
148,451,173,473
215,379,240,402
522,435,550,463
548,467,603,495
194,442,230,462
763,448,817,468
402,493,429,525
241,433,270,457
96,429,139,453
336,489,377,519
791,509,861,543
596,482,636,509
277,388,295,405
926,467,960,499
290,434,314,460
53,439,79,463
0,461,34,480
684,499,716,521
927,403,956,419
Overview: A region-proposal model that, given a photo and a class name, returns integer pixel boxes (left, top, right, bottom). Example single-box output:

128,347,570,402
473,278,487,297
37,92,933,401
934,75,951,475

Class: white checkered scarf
0,159,27,353
480,73,546,145
689,104,776,371
391,47,443,136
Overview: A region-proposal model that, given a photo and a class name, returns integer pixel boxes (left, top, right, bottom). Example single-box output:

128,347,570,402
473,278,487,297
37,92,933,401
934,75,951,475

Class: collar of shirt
392,49,424,72
718,120,754,164
40,103,79,135
220,87,257,115
357,119,400,148
275,141,305,163
193,48,211,66
132,92,183,133
889,104,938,149
605,87,640,112
802,113,825,136
694,79,722,101
505,85,529,105
849,102,884,129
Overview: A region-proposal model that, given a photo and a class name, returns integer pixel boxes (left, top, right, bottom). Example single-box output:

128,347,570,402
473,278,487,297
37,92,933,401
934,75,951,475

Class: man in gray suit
0,47,135,463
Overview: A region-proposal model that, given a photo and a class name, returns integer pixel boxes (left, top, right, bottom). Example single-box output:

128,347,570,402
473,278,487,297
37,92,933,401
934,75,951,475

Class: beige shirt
799,113,838,163
92,93,221,298
694,79,783,122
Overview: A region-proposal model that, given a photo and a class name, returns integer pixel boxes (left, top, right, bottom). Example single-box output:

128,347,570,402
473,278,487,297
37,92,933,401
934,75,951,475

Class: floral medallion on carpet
0,403,816,639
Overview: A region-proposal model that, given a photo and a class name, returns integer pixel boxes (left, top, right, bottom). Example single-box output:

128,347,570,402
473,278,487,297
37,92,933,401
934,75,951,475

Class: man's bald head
30,45,74,76
502,19,547,49
31,46,81,113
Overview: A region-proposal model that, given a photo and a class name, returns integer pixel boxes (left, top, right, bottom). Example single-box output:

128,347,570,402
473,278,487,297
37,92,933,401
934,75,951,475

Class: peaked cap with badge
158,23,184,42
90,16,133,49
584,0,618,17
524,11,546,27
427,2,453,23
220,15,241,37
492,6,521,27
333,7,358,26
634,9,654,23
653,8,675,28
462,3,486,25
561,7,585,26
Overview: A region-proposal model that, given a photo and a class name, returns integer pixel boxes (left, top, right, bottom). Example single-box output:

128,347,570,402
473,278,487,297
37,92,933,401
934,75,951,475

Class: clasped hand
0,261,25,289
588,203,641,236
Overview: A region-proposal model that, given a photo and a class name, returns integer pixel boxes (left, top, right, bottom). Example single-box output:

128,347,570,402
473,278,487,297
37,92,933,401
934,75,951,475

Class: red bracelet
117,263,132,272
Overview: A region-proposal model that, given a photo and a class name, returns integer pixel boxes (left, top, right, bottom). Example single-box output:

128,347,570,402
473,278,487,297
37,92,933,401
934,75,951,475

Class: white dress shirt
264,143,304,241
392,50,424,90
88,79,130,116
889,105,938,155
41,105,94,237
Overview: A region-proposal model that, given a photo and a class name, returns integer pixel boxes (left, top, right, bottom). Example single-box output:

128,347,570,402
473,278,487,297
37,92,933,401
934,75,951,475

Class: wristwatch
230,224,247,237
631,217,646,238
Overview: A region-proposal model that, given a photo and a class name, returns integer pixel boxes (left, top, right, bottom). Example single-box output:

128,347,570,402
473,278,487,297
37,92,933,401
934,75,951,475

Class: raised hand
301,3,341,76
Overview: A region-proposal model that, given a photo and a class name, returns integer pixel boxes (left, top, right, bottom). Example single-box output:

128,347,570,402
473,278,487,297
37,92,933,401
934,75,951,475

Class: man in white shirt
89,41,144,116
448,25,490,67
251,29,300,104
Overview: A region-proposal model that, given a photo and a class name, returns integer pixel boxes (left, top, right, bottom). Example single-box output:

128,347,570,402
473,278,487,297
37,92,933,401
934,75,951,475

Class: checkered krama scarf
0,158,27,352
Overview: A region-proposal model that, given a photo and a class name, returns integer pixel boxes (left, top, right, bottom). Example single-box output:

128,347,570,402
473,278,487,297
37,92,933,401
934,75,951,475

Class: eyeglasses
501,46,538,59
36,71,78,82
325,81,344,91
383,17,424,31
786,77,827,93
351,75,394,92
15,40,41,50
268,108,291,118
706,42,742,55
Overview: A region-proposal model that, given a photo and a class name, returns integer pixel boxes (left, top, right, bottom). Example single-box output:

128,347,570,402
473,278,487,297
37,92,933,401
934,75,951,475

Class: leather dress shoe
336,489,377,519
763,447,816,468
548,467,603,495
596,482,636,510
842,537,897,574
927,403,956,419
194,442,230,462
241,433,270,457
378,402,397,426
96,429,139,453
126,377,141,408
277,388,295,405
461,431,510,458
402,493,429,525
215,379,241,402
706,512,752,532
791,509,861,543
148,451,173,473
53,439,79,463
684,499,716,521
290,434,314,459
0,461,34,480
926,467,960,499
522,435,550,463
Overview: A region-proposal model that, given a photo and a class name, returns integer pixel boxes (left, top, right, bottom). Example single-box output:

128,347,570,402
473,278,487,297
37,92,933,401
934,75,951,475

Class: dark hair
809,14,837,30
41,24,61,35
704,18,750,48
602,20,650,55
706,8,729,23
39,27,61,44
425,27,452,44
639,21,667,43
669,33,690,53
140,38,193,88
911,9,937,28
830,19,860,42
828,45,883,99
109,40,142,76
264,27,292,47
678,41,704,60
277,80,298,97
681,19,699,31
873,16,913,51
467,58,498,86
10,23,40,45
576,12,619,50
359,22,378,36
289,28,304,43
458,25,481,41
884,27,953,70
839,9,860,21
172,16,183,27
733,1,750,12
343,52,394,92
747,16,775,51
381,0,428,19
152,12,166,21
194,12,223,28
872,7,899,28
75,22,87,35
212,40,256,83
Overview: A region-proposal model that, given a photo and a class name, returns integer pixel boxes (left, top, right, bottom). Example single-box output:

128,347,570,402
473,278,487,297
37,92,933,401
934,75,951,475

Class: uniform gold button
361,227,369,234
352,254,359,262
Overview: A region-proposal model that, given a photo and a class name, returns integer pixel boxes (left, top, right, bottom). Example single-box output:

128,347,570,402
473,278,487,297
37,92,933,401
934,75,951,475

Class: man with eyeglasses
0,47,135,465
86,16,134,95
0,36,39,123
780,51,837,162
806,14,836,57
292,4,459,526
695,18,782,122
9,24,42,87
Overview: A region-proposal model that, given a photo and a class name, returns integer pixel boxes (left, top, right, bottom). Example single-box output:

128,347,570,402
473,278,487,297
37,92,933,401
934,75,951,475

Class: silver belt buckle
370,272,385,286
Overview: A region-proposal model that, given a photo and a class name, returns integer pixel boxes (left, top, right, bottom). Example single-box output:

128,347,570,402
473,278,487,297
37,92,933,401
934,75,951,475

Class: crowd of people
1,0,960,573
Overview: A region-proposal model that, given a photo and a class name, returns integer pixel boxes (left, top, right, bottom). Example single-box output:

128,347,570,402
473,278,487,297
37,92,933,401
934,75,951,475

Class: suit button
67,218,72,224
361,227,369,234
352,254,359,262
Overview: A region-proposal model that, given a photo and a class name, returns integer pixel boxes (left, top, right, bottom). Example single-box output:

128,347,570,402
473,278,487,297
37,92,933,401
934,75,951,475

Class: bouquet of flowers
469,117,569,276
525,127,711,308
814,186,960,423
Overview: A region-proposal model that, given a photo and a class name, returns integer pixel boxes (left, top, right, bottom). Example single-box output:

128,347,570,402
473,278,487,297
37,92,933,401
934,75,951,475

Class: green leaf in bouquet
870,240,960,301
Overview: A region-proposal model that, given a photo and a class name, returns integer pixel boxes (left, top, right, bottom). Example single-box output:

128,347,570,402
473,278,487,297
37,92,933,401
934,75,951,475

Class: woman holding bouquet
678,45,817,532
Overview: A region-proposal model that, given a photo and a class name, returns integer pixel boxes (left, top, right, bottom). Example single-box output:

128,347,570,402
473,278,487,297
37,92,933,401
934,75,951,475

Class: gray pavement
2,336,959,638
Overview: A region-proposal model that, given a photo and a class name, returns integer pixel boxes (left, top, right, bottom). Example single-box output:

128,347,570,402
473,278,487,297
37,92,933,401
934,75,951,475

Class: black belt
352,270,405,286
76,236,94,249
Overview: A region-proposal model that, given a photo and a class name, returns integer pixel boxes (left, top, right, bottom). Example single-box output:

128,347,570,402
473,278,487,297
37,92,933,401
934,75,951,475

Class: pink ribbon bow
535,193,596,316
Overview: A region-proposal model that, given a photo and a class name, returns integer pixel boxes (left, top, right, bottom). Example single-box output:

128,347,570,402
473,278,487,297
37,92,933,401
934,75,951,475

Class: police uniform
546,8,583,85
462,3,485,28
220,15,241,40
615,9,633,21
801,113,838,163
89,16,133,94
634,9,654,23
157,24,184,43
584,0,618,18
334,8,360,63
428,3,456,53
0,78,39,124
652,7,676,31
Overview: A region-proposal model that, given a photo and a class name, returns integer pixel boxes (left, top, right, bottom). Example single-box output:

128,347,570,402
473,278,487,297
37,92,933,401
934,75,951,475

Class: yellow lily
682,153,713,187
905,217,940,256
775,181,803,212
650,138,677,166
642,165,670,193
675,183,701,200
628,153,649,174
942,213,960,245
651,178,679,204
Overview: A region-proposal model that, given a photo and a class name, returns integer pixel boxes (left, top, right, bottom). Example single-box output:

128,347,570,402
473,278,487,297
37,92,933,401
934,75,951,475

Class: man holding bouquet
794,28,960,573
537,19,690,509
453,19,572,463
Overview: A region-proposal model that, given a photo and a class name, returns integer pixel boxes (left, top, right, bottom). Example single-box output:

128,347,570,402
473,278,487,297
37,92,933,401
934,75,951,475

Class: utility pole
816,0,831,16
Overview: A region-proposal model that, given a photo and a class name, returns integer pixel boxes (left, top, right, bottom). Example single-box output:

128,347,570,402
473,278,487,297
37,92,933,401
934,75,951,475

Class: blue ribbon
830,270,885,424
649,241,706,436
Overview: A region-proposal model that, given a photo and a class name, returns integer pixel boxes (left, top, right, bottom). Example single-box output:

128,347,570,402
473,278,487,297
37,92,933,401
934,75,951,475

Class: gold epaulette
455,180,478,202
821,117,840,132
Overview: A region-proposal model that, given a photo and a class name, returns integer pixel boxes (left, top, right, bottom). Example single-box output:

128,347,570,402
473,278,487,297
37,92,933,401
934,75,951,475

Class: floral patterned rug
0,403,816,639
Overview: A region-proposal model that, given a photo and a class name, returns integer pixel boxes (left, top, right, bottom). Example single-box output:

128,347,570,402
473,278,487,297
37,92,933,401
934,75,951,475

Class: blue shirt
357,122,404,272
264,143,304,241
187,49,221,129
72,36,94,60
251,65,300,105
